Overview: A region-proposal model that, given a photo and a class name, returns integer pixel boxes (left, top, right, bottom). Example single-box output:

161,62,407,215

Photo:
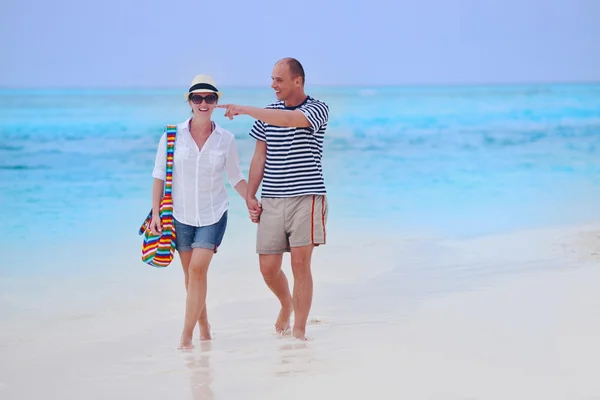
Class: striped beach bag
138,125,177,268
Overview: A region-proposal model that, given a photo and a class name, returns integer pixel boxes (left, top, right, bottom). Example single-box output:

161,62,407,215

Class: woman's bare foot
275,302,293,335
292,326,308,341
199,322,212,341
178,334,194,350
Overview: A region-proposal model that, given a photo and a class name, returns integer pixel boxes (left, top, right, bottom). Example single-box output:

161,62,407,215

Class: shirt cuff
249,131,267,142
299,108,319,131
228,174,244,188
152,168,166,180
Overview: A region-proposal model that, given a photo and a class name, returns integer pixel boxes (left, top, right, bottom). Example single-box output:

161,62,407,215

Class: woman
149,74,255,350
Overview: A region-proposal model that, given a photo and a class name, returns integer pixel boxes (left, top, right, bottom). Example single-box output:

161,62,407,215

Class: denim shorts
174,211,228,253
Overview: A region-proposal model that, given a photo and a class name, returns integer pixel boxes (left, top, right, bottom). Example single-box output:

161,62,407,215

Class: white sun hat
184,74,222,100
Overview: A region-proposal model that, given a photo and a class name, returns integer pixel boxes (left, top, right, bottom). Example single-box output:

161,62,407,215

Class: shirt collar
178,117,222,134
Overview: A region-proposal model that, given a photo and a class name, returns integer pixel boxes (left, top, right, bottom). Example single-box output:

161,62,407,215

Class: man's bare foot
178,334,194,350
275,302,293,335
199,322,212,341
292,327,308,341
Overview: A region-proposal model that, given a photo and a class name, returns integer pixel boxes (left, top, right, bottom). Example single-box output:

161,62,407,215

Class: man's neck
284,92,308,108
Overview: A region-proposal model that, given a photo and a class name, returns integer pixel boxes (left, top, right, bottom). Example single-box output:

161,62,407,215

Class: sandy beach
1,221,599,399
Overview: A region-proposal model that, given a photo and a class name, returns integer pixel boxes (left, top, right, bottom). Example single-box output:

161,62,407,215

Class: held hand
149,214,162,235
249,209,261,223
216,104,245,120
246,197,262,223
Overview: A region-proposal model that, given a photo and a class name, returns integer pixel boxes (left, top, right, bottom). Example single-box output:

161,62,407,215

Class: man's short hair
278,57,305,85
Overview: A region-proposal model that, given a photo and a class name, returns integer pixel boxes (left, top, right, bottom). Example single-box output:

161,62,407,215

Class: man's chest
264,126,312,142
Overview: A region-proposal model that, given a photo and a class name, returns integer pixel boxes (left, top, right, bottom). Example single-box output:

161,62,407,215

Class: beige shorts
256,195,328,254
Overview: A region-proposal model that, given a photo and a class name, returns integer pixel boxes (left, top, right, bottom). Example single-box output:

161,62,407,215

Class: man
217,57,329,340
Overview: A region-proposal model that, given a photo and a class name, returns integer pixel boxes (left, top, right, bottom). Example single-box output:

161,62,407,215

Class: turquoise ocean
1,84,600,279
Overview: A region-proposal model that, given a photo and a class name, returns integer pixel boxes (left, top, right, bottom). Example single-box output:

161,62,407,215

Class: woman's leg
179,248,214,349
179,251,212,340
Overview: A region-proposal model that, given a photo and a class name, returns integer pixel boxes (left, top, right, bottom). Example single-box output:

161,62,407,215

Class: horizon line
1,79,599,91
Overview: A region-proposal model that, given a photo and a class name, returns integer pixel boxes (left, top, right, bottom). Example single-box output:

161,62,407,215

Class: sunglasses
189,93,218,105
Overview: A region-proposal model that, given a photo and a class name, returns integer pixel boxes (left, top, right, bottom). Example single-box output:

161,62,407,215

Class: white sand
1,222,599,399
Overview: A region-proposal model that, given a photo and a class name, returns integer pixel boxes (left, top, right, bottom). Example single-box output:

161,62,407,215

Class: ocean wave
0,145,24,151
320,117,600,152
0,165,46,170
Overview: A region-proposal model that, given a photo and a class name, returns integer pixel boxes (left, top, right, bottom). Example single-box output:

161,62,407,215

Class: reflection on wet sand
275,340,316,377
186,341,214,400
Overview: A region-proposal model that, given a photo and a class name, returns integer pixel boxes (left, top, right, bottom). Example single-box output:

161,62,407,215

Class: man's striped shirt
249,96,329,198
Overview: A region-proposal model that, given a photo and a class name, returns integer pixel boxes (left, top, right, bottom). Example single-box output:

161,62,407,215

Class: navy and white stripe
249,96,329,198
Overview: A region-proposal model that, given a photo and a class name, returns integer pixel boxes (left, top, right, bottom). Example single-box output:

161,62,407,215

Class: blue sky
1,0,599,88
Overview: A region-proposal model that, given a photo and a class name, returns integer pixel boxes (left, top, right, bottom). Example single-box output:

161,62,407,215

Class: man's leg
259,253,293,334
179,251,211,340
290,245,314,340
179,248,214,349
256,198,292,334
286,194,327,340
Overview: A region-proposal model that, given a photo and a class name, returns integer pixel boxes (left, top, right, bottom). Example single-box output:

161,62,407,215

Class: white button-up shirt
152,118,245,227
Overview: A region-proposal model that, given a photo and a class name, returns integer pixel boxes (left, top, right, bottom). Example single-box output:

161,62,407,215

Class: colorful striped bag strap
163,124,177,196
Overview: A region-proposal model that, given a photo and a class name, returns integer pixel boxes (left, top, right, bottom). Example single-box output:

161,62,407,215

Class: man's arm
217,104,311,128
247,139,267,200
245,140,266,222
